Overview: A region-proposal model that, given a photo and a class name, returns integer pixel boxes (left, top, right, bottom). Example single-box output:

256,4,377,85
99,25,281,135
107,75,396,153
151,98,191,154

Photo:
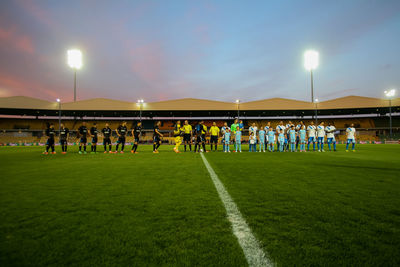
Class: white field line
200,153,274,267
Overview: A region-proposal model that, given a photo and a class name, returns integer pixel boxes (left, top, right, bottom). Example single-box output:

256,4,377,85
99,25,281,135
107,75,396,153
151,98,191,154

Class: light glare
67,49,82,69
304,50,319,71
56,98,60,103
235,99,240,104
384,89,396,98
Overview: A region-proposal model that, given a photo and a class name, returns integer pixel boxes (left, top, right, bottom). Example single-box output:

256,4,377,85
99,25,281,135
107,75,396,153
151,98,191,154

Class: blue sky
0,0,399,102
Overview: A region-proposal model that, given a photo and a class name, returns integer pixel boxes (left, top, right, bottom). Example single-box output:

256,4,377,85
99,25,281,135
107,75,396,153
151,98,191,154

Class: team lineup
42,118,358,154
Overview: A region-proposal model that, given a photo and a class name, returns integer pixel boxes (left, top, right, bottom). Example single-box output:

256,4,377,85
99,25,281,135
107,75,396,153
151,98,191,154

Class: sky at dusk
0,0,399,103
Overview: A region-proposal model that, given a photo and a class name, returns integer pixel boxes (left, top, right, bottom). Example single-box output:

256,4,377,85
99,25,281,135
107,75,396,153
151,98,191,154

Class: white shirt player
276,124,286,134
346,127,356,140
296,124,302,131
249,126,258,135
307,125,316,137
317,125,325,137
264,126,270,141
326,126,336,139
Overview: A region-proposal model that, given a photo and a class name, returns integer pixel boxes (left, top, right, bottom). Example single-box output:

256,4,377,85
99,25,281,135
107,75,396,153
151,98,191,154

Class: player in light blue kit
299,125,307,152
258,128,266,152
249,132,257,152
289,125,297,152
278,130,285,152
235,126,242,152
224,128,231,152
221,122,228,152
267,128,275,152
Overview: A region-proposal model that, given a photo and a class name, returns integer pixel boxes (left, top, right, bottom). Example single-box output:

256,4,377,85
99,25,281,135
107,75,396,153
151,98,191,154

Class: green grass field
1,144,399,266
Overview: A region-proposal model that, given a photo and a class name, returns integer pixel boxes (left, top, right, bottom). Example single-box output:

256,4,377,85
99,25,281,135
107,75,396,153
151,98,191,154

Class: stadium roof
0,95,399,117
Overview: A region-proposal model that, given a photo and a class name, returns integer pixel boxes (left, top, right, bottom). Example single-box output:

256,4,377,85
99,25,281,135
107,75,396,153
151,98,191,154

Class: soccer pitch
1,145,399,266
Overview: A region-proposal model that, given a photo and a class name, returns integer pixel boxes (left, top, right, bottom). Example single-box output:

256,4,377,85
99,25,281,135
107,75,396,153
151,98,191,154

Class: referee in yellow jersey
173,120,183,153
209,122,220,151
182,120,192,152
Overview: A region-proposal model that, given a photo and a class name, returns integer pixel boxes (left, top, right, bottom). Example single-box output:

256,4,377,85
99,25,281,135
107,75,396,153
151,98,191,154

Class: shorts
60,139,67,145
347,138,355,144
117,136,126,144
183,134,191,142
300,138,306,144
46,138,55,146
327,137,336,143
80,137,87,144
103,137,111,145
153,135,161,143
308,137,316,143
201,134,206,142
317,137,324,143
134,136,140,143
210,135,218,144
196,135,203,143
290,139,296,143
92,137,98,144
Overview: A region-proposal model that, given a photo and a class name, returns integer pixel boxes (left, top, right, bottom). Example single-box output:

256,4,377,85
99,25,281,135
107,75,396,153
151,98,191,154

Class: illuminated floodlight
56,98,61,103
384,89,396,98
67,49,82,69
315,98,319,102
235,99,240,104
304,50,319,71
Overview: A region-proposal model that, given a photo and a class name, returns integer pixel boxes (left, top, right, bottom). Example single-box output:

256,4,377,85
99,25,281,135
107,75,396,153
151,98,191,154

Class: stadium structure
0,95,399,145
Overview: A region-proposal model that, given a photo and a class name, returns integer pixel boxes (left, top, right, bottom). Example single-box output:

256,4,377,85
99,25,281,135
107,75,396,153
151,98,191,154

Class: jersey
224,131,231,143
182,124,192,134
326,126,336,138
299,129,306,141
154,125,161,137
46,127,56,139
117,125,127,136
346,127,356,139
133,125,142,138
230,123,238,134
264,125,270,132
90,127,98,137
278,133,285,142
201,125,207,135
78,126,88,137
289,129,296,141
210,126,220,136
235,130,242,141
249,135,257,144
285,124,293,133
276,125,285,134
317,125,325,137
268,130,275,143
59,127,69,140
259,130,266,141
194,124,202,135
239,123,244,131
249,126,258,135
296,124,302,131
102,127,112,138
307,125,316,137
221,126,227,134
173,123,181,137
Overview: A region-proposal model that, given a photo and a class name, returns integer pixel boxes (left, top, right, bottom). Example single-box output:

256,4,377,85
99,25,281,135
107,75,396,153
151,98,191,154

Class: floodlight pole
140,104,143,122
315,101,318,125
74,69,77,102
58,101,61,133
310,70,314,103
237,103,240,120
389,98,392,140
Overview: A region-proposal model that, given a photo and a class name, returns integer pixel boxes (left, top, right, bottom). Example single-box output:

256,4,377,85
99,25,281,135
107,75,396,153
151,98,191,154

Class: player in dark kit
131,121,142,154
115,121,128,153
194,121,204,153
153,121,163,153
78,121,89,154
90,123,99,153
102,123,113,153
59,123,69,154
43,123,56,154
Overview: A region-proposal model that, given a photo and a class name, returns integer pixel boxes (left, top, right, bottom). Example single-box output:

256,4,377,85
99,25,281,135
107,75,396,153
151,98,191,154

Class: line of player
42,119,357,154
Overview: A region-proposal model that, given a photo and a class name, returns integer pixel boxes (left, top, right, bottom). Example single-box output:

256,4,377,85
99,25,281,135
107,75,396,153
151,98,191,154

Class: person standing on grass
90,123,99,154
223,128,231,152
200,121,208,152
346,123,357,152
326,122,337,151
289,125,297,152
153,121,163,153
221,122,228,152
173,120,183,153
276,121,285,150
239,120,244,131
307,121,317,151
43,123,56,154
267,127,275,152
258,127,266,152
59,123,69,154
131,121,142,154
115,121,127,153
235,126,242,152
182,120,192,152
102,123,113,153
249,132,257,152
230,119,239,135
249,122,258,136
317,122,325,152
299,125,307,152
78,121,89,154
278,129,285,152
264,121,271,148
209,122,220,151
194,121,203,153
296,121,304,151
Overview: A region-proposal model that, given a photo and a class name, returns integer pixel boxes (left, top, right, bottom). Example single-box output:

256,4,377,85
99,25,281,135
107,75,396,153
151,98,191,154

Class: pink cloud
0,26,35,54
